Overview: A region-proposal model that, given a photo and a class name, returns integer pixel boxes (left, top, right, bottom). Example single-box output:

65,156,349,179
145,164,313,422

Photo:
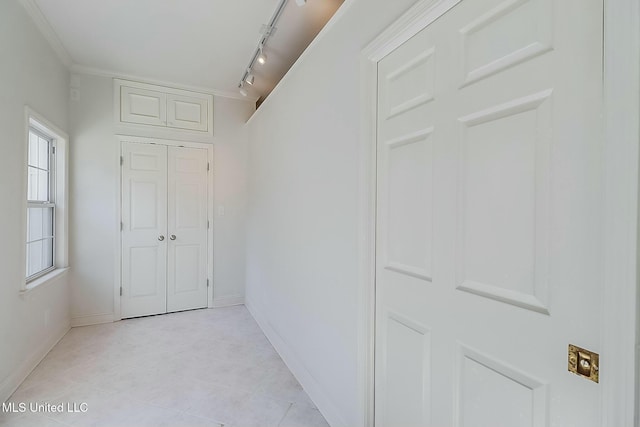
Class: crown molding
362,0,460,62
70,64,258,102
19,0,73,68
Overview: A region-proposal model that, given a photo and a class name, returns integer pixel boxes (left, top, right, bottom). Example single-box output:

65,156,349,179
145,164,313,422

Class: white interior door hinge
120,286,123,296
207,279,210,288
120,156,123,166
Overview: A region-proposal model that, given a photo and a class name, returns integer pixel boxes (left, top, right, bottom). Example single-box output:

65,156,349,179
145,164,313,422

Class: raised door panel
459,0,553,87
121,86,167,127
121,143,168,318
456,345,547,427
379,312,431,427
166,146,208,312
456,91,552,313
382,129,434,281
167,94,208,132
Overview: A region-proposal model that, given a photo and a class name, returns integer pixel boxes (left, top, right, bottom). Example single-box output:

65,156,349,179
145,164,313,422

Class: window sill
20,267,69,294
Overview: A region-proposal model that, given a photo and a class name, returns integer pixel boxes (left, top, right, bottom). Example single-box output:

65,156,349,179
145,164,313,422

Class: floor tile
3,306,328,427
279,404,330,427
0,413,69,427
161,412,222,427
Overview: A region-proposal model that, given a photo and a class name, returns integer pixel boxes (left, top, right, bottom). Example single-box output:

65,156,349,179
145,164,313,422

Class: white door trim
114,135,215,321
357,0,640,426
600,0,640,425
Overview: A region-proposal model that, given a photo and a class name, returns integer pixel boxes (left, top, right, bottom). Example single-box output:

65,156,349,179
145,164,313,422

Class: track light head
238,81,248,97
245,73,255,85
257,49,267,65
295,0,307,5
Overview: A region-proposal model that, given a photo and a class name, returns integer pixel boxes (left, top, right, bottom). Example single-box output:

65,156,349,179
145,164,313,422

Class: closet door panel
166,146,208,312
121,142,168,318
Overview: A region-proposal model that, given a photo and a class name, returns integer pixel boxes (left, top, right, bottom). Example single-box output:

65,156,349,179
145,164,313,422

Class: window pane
26,238,54,279
27,207,43,242
27,166,38,200
43,207,54,238
27,240,43,277
27,207,53,242
28,132,38,167
38,136,50,170
37,169,49,201
27,167,49,202
42,238,54,271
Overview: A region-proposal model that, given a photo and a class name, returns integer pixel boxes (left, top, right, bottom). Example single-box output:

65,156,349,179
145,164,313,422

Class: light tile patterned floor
0,306,329,427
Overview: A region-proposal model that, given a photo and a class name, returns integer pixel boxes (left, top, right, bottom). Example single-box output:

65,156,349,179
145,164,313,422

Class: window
26,128,56,280
24,108,68,288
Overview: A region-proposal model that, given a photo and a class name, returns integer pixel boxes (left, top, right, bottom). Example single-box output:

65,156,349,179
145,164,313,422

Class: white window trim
21,107,69,293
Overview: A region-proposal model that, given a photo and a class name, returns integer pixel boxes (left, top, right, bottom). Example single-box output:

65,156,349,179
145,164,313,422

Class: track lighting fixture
237,0,291,97
295,0,307,5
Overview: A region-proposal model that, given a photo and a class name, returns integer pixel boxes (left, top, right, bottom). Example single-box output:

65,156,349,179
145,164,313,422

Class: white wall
0,0,71,402
68,73,253,323
244,0,417,425
67,74,115,324
210,97,252,306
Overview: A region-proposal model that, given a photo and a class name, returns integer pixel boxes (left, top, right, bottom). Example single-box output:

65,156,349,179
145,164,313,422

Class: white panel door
166,146,208,313
375,0,603,426
166,94,209,132
121,143,168,318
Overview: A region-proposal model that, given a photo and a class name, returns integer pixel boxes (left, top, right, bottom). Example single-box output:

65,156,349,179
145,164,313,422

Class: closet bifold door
121,142,168,319
166,146,208,313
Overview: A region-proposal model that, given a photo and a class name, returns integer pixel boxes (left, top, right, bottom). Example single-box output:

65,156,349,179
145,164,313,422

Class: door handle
170,235,176,241
158,235,165,241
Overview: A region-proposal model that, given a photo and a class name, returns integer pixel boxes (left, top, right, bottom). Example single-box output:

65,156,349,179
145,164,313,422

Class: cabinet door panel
121,86,167,127
167,94,208,132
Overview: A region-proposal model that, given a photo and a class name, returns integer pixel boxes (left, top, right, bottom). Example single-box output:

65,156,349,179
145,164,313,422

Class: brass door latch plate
568,344,599,383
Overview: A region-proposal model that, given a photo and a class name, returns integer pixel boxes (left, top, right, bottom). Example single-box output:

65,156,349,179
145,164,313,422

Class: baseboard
211,294,245,308
0,322,70,403
245,299,350,427
70,313,114,327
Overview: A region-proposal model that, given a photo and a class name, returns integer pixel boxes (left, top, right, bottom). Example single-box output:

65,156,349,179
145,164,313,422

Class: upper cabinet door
115,79,214,138
166,94,208,132
121,86,167,127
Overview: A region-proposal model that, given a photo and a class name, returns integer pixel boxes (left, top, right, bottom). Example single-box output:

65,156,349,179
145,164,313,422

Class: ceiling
29,0,343,101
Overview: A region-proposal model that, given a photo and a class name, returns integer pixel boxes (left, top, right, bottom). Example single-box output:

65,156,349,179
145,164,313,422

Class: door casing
114,135,215,320
357,0,640,426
